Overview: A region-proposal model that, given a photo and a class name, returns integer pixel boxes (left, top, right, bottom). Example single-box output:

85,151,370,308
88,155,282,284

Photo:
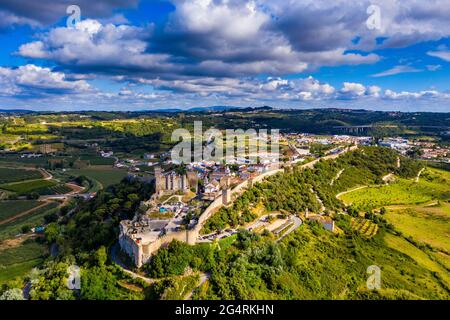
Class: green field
340,168,450,211
0,179,71,196
385,203,450,253
336,167,450,296
0,241,48,284
0,155,48,166
0,200,42,222
67,166,128,190
350,218,379,238
79,155,115,166
0,167,43,184
0,179,57,194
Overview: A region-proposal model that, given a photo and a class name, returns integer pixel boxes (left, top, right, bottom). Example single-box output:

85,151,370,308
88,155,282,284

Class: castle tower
222,188,231,206
154,166,164,196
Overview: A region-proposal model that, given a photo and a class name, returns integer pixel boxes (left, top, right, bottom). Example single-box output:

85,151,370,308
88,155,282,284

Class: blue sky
0,0,449,112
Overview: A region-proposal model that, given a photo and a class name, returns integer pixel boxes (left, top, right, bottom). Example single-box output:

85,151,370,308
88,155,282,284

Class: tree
94,246,108,267
0,288,24,300
44,223,59,243
27,192,40,200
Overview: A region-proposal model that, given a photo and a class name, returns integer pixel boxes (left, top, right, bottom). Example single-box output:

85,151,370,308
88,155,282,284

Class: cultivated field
0,200,42,222
0,179,71,195
0,167,43,184
384,202,450,253
67,166,128,189
0,202,59,240
384,233,450,287
340,168,450,211
350,218,379,238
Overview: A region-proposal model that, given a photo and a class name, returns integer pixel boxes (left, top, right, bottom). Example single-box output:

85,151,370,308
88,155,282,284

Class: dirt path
330,169,345,186
415,167,425,183
382,172,396,183
335,186,368,206
310,187,325,213
0,233,40,251
184,273,210,300
65,183,84,195
39,169,52,180
0,200,54,226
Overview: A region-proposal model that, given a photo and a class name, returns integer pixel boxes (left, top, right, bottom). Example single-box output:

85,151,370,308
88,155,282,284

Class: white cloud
18,20,173,75
371,65,422,77
340,82,367,97
426,65,442,71
427,50,450,62
0,64,90,97
383,89,449,100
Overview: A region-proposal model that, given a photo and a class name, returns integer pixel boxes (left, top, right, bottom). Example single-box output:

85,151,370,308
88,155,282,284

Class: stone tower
154,166,164,195
222,188,231,206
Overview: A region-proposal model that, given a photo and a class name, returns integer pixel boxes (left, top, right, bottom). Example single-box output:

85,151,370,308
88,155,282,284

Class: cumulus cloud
0,0,138,27
383,89,450,100
4,0,450,111
17,0,450,81
17,1,383,80
18,20,177,77
0,64,90,97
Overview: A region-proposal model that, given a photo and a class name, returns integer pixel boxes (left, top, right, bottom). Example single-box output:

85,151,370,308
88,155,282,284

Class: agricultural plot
0,200,42,223
0,202,59,240
47,184,73,195
385,203,450,253
79,155,115,166
67,166,128,189
0,155,48,166
340,168,450,211
0,179,57,195
350,218,378,238
0,167,43,184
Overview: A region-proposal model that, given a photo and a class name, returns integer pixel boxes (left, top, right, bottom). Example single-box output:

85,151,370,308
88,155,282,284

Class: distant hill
0,109,35,114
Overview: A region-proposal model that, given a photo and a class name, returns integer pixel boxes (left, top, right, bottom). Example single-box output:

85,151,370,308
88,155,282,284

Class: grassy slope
385,203,450,253
194,222,449,300
340,168,450,211
0,241,48,284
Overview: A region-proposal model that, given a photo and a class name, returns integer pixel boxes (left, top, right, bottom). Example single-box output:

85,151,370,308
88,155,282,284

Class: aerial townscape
0,108,448,301
0,0,449,307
